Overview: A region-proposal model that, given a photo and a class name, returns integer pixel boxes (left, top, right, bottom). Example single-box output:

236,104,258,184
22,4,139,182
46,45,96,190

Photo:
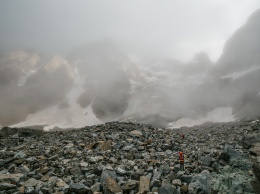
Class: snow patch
168,107,235,129
221,66,260,80
11,73,102,130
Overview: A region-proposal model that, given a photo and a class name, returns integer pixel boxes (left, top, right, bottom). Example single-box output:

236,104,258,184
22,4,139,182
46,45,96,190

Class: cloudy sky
0,0,259,62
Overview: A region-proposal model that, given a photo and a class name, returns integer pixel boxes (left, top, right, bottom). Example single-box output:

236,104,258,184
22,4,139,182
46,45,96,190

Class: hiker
181,133,184,139
179,151,185,171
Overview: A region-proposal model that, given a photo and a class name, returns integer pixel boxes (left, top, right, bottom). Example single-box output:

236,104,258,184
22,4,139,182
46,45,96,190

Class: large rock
100,169,117,186
0,173,24,184
103,177,123,194
139,176,150,193
70,183,90,194
188,170,212,194
218,147,240,163
0,183,17,191
243,135,260,148
252,158,260,182
211,172,254,194
158,185,179,194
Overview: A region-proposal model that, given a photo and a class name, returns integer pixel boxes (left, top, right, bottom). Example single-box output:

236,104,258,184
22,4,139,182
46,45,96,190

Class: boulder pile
0,120,260,194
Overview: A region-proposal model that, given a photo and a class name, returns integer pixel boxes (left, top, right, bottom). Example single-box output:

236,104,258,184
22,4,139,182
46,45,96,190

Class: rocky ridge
0,120,260,194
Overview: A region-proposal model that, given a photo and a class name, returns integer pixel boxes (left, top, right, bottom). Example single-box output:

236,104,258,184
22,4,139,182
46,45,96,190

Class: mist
0,1,260,128
1,0,259,62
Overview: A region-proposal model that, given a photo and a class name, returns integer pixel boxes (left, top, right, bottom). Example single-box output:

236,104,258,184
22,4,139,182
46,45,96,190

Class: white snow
221,65,260,80
167,107,235,129
11,73,102,130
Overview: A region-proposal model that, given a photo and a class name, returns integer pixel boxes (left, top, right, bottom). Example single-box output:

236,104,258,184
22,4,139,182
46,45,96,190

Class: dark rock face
190,9,260,120
212,9,260,76
0,120,259,193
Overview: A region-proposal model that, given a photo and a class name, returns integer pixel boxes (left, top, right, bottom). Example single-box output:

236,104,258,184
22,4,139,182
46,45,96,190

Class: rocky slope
0,120,260,194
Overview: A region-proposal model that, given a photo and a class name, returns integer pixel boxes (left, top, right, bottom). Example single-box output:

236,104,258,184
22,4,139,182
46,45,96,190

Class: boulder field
0,120,260,194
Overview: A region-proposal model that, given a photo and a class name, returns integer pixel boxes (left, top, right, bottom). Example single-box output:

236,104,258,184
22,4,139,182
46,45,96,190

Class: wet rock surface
0,120,260,194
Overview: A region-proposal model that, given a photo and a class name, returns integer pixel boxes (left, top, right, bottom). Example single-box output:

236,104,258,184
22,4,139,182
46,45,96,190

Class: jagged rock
103,177,123,194
218,147,240,163
200,155,212,167
56,179,68,187
211,172,254,194
252,158,260,182
70,167,83,175
0,183,17,191
100,169,117,186
181,175,193,184
100,141,112,151
249,143,260,156
70,183,90,194
24,186,37,194
121,180,138,193
14,151,27,159
130,130,143,137
151,170,162,187
172,179,182,186
243,135,260,148
139,176,150,193
91,182,101,193
158,185,179,194
0,173,24,184
180,185,188,194
188,170,212,194
24,178,39,187
89,156,103,164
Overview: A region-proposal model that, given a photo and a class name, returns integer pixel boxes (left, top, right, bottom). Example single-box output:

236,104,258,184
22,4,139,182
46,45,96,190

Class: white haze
0,0,259,62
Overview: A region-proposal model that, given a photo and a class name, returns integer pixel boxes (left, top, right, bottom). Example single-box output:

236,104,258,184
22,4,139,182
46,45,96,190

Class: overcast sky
0,0,259,62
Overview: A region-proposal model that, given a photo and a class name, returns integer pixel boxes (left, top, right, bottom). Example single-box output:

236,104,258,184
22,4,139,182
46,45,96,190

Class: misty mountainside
195,9,260,120
0,10,260,129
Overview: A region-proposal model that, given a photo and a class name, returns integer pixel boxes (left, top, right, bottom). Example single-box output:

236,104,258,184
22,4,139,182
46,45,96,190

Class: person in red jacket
179,151,185,171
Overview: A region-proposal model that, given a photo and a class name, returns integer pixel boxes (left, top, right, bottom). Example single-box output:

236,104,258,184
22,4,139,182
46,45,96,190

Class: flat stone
139,176,150,193
0,173,24,184
0,183,17,191
130,130,143,137
24,178,38,187
70,183,90,194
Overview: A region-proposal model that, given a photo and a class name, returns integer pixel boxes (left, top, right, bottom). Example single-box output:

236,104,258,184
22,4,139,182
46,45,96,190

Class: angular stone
14,151,27,159
25,186,37,194
200,155,212,167
181,175,193,184
100,141,112,151
89,156,103,164
158,185,179,194
24,178,38,187
180,185,188,194
172,179,182,186
100,169,117,186
139,176,150,193
56,179,68,187
70,167,82,175
103,177,123,194
90,182,101,193
0,183,17,191
70,183,90,194
0,173,24,184
121,180,137,193
130,130,143,137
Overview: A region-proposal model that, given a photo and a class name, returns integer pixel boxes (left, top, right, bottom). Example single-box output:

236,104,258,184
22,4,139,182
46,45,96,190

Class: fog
1,0,259,62
0,1,260,128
